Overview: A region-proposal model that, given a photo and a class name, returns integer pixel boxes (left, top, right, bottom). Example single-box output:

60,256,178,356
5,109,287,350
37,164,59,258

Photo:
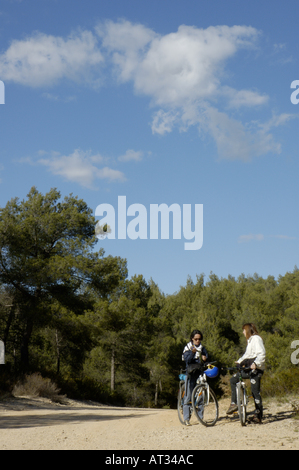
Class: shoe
248,414,262,424
184,420,191,426
226,404,238,415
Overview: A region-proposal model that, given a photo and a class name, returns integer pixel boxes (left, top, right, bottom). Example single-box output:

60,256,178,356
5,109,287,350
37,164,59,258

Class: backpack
187,363,203,379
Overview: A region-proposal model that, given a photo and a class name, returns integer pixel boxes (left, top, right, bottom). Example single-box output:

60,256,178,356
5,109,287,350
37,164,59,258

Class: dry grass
12,373,66,404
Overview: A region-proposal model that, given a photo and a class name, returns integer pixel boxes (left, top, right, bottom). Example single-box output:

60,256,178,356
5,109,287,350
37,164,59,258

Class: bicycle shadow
262,408,295,424
217,407,295,426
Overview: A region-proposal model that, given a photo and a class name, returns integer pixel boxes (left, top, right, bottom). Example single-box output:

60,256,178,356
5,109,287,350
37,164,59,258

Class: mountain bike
224,366,249,426
177,364,219,427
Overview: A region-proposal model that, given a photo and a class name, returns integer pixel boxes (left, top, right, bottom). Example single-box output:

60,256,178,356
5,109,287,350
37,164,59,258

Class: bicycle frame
192,371,219,426
196,372,210,403
224,366,249,426
237,379,248,426
178,364,219,427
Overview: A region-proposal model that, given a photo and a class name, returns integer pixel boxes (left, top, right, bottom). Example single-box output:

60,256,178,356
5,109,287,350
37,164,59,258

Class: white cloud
151,109,179,135
118,149,143,162
238,234,265,243
223,87,269,108
37,149,126,189
42,92,76,102
260,113,297,132
0,30,103,87
271,43,293,65
97,19,157,83
100,21,260,108
201,107,284,161
97,20,289,160
270,235,297,240
1,20,294,161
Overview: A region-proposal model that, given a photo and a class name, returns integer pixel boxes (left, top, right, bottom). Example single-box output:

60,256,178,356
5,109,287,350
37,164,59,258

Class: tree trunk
3,304,15,348
20,318,34,372
111,348,115,392
55,329,61,376
154,380,162,406
155,381,159,406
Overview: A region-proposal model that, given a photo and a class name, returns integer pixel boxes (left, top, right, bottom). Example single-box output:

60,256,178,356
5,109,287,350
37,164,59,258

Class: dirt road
0,396,298,450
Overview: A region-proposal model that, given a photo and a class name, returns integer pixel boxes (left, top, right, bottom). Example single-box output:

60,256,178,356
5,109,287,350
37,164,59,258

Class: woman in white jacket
226,323,266,423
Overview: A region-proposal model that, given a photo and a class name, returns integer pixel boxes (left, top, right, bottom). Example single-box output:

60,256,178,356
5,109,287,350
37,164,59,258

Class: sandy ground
0,395,298,450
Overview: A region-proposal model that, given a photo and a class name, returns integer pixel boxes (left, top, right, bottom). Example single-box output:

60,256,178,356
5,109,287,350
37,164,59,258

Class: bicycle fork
241,381,249,406
196,376,210,407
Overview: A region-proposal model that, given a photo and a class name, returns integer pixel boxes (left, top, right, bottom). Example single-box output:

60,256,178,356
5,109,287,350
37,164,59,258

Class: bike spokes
192,385,219,427
237,383,247,426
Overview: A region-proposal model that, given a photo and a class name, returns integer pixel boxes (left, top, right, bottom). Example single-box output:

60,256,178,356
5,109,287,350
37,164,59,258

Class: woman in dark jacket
182,329,208,426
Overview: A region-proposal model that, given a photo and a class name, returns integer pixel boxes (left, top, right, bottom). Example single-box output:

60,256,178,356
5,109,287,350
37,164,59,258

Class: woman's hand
251,362,257,370
202,355,207,361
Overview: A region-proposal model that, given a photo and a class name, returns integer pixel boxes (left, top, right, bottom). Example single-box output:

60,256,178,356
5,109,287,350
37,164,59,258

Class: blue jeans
183,375,204,421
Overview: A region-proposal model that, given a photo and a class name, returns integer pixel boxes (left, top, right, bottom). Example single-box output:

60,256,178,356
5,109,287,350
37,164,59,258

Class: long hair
242,323,259,340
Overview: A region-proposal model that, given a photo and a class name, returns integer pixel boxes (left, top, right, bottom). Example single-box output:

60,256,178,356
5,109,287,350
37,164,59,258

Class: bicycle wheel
177,382,186,424
237,382,247,426
191,384,219,427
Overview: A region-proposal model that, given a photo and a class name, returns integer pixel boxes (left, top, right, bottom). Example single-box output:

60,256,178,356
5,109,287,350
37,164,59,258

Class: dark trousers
230,369,264,418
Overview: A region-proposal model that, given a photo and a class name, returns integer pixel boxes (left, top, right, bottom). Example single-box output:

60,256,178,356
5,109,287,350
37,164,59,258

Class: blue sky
0,0,298,295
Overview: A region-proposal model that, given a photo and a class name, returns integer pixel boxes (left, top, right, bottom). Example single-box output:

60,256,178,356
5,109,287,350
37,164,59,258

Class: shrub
12,373,66,403
262,368,299,397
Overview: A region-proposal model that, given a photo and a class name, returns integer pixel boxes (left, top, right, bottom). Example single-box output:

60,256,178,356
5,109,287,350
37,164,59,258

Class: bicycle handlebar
221,365,252,373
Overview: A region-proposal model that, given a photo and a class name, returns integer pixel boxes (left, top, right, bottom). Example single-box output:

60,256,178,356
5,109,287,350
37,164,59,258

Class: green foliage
0,187,299,407
0,187,127,372
262,369,299,397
